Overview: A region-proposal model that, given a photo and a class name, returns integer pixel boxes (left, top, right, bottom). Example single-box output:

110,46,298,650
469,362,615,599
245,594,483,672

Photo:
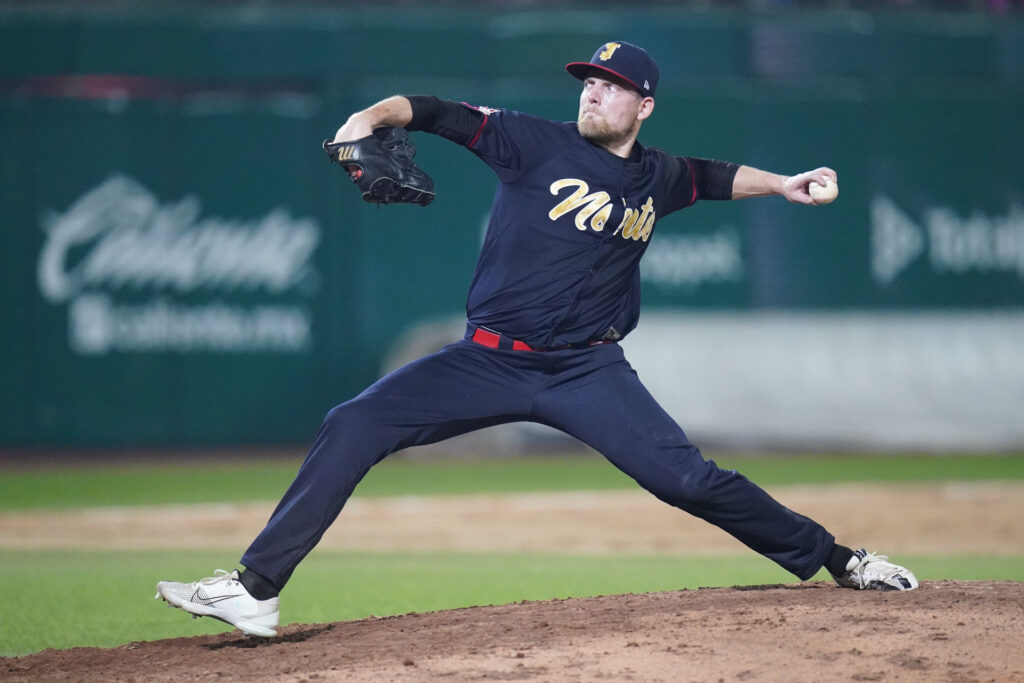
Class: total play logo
870,196,1024,286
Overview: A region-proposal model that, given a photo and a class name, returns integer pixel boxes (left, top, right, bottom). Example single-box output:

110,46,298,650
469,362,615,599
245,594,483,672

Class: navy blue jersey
412,99,737,349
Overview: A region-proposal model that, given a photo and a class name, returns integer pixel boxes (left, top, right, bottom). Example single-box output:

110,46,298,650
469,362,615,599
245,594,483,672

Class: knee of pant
317,400,399,462
322,399,375,432
322,403,348,429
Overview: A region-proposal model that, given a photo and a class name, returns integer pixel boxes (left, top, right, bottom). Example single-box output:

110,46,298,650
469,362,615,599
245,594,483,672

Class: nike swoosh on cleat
203,594,245,605
191,589,245,605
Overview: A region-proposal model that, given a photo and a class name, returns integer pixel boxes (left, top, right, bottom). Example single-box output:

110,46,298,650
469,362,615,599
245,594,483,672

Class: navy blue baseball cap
566,41,659,98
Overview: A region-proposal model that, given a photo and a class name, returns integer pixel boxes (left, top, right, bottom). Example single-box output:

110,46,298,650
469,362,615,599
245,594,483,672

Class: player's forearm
730,165,788,200
734,165,838,205
333,96,413,142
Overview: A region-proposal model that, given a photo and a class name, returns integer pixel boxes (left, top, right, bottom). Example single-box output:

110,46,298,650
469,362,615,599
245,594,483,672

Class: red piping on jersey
468,113,488,148
683,158,698,205
459,102,490,148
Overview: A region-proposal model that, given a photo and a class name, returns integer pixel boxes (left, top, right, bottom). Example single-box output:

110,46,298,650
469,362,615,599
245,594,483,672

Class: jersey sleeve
661,154,740,214
460,106,575,183
687,157,740,201
406,96,485,146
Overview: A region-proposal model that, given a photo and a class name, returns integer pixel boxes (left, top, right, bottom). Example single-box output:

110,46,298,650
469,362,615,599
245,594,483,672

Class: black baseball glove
322,127,435,206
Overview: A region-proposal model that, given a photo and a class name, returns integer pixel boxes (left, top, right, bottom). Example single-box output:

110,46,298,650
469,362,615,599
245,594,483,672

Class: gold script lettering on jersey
548,179,654,242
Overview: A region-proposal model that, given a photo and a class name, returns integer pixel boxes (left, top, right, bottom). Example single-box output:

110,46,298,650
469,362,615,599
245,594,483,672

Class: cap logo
598,42,621,61
644,80,650,90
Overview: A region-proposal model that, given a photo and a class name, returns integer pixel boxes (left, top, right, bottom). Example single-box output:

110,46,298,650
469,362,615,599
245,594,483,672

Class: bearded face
576,75,646,147
577,110,631,143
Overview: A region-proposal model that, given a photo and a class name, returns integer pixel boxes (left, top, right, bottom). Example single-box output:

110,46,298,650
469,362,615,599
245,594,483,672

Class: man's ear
637,97,655,121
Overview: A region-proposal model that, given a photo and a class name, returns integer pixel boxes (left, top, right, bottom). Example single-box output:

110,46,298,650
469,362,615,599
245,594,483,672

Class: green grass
1,452,1022,657
2,452,1021,511
2,548,1020,657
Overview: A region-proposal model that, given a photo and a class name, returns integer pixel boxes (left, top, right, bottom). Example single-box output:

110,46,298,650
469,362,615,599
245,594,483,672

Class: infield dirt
4,581,1022,682
2,482,1023,681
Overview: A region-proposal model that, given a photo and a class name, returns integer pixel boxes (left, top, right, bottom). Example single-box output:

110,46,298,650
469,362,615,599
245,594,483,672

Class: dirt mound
5,580,1022,682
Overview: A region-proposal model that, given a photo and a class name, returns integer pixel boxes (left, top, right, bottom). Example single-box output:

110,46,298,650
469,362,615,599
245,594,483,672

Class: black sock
825,543,855,577
239,568,280,600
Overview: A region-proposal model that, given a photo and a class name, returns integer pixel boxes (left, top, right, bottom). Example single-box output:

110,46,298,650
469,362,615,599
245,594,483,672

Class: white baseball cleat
832,549,919,591
155,569,279,637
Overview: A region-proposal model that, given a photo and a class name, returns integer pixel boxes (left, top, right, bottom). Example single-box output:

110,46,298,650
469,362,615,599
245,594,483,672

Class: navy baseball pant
241,335,834,589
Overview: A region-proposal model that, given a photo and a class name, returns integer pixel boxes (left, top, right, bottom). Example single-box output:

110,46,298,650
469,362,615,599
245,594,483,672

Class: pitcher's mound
5,580,1022,682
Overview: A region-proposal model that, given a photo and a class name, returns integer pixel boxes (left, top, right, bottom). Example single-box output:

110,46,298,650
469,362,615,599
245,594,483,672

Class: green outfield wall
1,6,1022,448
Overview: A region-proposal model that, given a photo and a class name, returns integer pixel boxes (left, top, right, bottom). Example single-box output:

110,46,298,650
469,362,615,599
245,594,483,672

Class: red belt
471,327,536,351
470,326,614,352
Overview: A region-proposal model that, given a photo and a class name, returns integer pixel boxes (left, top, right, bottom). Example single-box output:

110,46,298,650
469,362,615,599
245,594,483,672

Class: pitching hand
781,168,837,205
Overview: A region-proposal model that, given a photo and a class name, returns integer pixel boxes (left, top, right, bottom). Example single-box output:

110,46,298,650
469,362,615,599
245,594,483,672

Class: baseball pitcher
157,41,916,638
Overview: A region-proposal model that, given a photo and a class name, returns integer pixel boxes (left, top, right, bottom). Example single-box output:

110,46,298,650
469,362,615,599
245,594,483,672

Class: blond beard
577,113,638,147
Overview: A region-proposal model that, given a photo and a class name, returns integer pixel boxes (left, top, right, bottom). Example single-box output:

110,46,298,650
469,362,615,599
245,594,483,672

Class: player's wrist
334,113,373,143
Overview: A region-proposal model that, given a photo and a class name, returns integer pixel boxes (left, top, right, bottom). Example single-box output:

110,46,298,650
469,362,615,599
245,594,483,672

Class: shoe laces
854,552,902,579
197,569,237,587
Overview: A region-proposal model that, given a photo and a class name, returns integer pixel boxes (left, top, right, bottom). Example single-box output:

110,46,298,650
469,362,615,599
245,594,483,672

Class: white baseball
809,177,838,205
